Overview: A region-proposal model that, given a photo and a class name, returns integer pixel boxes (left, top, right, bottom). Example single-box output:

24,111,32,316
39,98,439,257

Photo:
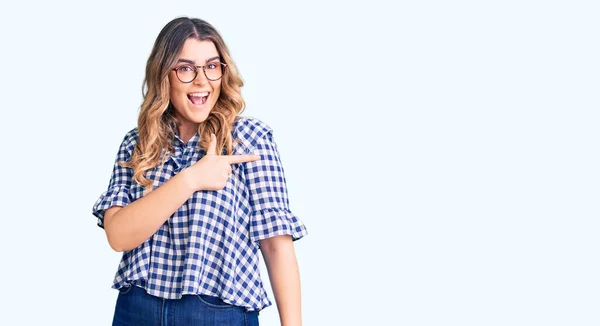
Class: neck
177,121,198,144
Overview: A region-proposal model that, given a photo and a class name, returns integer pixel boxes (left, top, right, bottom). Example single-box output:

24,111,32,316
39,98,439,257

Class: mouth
187,91,210,107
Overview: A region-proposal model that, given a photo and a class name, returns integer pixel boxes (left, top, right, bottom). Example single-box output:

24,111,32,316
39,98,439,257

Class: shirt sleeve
245,130,308,243
92,131,136,229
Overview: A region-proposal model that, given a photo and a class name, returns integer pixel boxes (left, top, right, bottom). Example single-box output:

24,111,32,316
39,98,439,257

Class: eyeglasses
172,62,227,83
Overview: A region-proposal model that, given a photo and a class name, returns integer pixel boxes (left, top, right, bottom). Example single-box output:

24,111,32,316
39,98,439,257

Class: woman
93,16,307,326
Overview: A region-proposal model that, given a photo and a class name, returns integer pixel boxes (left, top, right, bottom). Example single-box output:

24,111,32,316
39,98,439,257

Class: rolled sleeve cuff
92,186,132,228
249,208,308,243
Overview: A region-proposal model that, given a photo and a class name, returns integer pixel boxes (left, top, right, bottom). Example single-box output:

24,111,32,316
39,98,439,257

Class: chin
186,109,212,123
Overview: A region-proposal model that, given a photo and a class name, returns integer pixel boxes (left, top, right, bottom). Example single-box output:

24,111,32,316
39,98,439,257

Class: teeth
189,92,209,97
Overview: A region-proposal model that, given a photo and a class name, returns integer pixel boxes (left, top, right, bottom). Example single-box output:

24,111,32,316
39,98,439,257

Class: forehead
178,38,219,62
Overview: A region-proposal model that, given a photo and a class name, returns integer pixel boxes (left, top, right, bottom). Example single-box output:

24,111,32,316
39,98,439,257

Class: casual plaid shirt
92,117,307,311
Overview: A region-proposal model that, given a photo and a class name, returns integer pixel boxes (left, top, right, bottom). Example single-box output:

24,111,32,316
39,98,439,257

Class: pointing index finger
226,154,261,164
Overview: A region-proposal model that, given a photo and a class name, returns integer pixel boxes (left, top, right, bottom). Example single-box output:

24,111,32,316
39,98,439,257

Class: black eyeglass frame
171,62,228,83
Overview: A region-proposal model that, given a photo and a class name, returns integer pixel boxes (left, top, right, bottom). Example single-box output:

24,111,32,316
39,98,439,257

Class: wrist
179,168,202,193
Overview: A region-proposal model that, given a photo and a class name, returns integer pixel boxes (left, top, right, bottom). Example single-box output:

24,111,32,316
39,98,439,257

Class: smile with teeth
187,92,210,106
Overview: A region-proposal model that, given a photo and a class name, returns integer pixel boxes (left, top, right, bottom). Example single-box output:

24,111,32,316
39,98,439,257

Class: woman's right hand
185,133,261,191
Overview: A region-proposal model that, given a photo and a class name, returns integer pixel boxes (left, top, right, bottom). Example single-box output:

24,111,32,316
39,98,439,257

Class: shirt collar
170,121,200,149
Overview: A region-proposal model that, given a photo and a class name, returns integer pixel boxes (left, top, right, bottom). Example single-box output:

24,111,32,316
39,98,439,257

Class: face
168,38,222,134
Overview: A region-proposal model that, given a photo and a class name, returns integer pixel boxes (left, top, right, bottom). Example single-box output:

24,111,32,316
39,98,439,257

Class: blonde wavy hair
122,17,245,189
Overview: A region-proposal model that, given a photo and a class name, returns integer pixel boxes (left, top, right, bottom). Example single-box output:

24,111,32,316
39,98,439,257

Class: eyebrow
177,56,221,65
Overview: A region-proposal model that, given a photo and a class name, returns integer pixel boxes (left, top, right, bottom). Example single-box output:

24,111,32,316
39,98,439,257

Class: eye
177,65,194,72
206,63,219,70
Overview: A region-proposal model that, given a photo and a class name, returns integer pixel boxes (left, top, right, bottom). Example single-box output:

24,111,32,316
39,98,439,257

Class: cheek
169,84,188,103
211,81,222,95
169,88,189,112
168,75,186,96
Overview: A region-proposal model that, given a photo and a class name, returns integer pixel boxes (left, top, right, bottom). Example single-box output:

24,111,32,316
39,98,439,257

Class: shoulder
233,116,273,138
121,127,139,147
116,127,139,158
232,116,274,151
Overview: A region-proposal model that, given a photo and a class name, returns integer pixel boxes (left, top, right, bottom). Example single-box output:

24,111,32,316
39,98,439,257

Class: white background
0,1,598,325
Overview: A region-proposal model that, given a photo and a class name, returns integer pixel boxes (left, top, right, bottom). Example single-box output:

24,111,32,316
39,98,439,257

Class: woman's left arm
260,235,302,326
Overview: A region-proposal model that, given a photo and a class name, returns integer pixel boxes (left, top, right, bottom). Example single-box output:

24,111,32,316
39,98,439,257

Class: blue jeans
112,285,260,326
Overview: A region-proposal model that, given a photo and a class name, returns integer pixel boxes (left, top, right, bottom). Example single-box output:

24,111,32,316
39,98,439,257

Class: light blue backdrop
0,0,597,325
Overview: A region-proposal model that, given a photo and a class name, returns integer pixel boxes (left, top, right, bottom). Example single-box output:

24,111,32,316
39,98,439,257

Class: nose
193,67,208,85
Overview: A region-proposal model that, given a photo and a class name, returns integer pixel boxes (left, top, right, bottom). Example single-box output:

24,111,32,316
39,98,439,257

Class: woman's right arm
103,134,260,252
103,169,196,252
